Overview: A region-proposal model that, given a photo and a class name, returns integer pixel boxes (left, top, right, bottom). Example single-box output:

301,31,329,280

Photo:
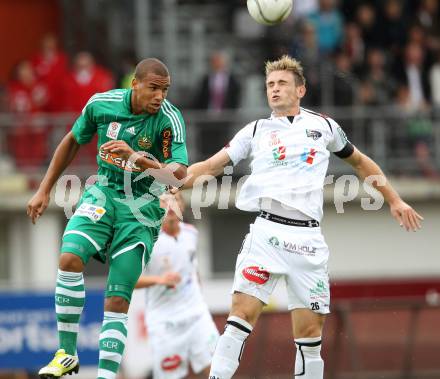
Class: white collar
269,109,303,122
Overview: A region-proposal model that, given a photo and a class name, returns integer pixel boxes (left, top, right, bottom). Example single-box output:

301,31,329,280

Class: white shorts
232,216,331,314
148,310,219,379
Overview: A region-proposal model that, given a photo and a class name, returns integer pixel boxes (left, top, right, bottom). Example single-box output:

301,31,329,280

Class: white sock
209,316,253,379
294,336,323,378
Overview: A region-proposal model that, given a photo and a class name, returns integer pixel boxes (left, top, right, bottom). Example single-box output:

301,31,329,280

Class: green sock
97,312,128,379
55,270,85,356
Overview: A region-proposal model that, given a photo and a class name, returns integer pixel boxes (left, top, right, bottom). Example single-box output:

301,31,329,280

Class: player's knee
59,253,84,272
230,296,261,326
296,324,322,339
104,296,129,313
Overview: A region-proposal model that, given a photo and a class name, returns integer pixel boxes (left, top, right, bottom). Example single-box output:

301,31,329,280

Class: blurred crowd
0,0,439,178
0,34,116,168
264,0,439,178
279,0,440,111
2,34,114,115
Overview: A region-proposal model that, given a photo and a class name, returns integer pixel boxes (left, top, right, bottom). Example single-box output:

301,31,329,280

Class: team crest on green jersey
138,136,152,149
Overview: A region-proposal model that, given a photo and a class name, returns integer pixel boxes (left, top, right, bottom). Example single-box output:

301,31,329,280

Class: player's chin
147,104,161,113
269,98,282,107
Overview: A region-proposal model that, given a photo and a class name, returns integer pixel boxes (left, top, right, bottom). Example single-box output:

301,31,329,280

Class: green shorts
61,184,165,301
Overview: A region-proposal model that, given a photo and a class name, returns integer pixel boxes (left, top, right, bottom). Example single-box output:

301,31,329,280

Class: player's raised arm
326,118,423,232
27,131,80,224
343,147,423,231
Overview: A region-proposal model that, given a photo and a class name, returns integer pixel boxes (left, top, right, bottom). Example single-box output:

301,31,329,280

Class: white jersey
143,223,208,325
225,108,349,221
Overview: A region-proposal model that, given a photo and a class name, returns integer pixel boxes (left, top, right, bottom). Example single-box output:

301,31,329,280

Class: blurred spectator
193,50,241,156
429,52,440,109
291,21,320,106
308,0,344,54
406,23,437,70
294,0,318,18
395,43,431,110
377,0,408,57
355,3,381,50
331,51,357,106
407,23,427,47
394,85,439,179
63,51,114,111
62,52,114,166
30,33,68,111
193,51,241,112
416,0,440,52
6,61,49,167
358,80,376,106
343,22,365,70
7,61,48,113
359,48,396,105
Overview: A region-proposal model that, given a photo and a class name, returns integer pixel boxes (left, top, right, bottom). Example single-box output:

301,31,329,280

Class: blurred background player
26,58,188,379
179,55,423,379
134,193,219,379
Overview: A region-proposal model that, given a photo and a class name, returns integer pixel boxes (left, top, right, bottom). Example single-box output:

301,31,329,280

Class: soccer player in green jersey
27,58,188,379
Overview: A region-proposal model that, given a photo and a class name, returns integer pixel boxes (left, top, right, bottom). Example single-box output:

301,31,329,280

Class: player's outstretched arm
27,132,80,224
181,149,232,190
344,146,424,231
135,272,181,288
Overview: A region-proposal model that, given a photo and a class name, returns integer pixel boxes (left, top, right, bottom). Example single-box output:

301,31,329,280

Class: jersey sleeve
326,118,354,158
224,122,254,165
71,100,97,144
161,104,188,166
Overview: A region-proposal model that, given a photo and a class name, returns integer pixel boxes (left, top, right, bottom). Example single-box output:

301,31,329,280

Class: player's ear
131,77,138,89
297,85,306,99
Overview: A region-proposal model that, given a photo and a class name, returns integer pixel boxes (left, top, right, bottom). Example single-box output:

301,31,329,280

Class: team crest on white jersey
306,129,322,140
106,122,121,139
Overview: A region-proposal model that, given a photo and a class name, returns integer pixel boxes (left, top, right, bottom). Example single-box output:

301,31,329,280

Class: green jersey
71,89,188,197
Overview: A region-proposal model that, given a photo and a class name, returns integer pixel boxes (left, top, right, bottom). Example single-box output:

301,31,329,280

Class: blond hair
265,55,306,86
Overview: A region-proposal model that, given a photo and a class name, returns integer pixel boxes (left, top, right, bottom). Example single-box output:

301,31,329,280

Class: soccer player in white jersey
134,193,219,379
179,56,423,379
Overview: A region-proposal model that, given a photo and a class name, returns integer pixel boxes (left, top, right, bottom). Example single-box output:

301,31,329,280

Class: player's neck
130,93,142,114
130,92,151,115
273,105,300,118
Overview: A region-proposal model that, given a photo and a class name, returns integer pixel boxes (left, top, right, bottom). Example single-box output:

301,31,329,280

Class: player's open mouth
272,96,280,101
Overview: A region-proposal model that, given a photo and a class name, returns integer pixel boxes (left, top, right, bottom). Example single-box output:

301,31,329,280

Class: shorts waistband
258,211,320,227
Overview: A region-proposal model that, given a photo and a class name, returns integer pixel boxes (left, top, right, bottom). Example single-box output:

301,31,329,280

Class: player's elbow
344,147,364,171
